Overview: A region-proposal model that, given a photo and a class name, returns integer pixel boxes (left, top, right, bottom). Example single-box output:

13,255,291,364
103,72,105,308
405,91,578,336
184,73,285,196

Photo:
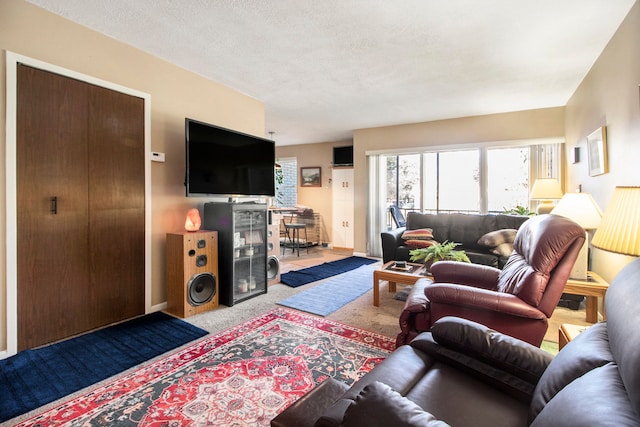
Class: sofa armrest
425,283,546,319
401,278,431,312
430,261,500,289
381,227,406,263
410,317,552,402
316,344,434,427
271,378,349,427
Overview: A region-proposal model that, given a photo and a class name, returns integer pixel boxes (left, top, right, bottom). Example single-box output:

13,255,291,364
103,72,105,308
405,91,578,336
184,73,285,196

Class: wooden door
16,65,144,350
87,84,145,325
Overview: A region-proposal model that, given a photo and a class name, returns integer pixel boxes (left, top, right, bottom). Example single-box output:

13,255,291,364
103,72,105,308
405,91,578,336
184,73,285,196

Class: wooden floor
278,246,596,344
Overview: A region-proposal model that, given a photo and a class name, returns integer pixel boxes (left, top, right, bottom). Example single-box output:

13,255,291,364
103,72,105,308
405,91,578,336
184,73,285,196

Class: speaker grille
187,273,216,306
267,256,280,280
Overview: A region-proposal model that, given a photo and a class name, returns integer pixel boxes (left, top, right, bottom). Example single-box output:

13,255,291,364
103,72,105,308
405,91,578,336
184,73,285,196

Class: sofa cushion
428,317,551,384
529,322,613,419
406,212,451,243
530,364,638,427
478,229,518,247
342,381,450,427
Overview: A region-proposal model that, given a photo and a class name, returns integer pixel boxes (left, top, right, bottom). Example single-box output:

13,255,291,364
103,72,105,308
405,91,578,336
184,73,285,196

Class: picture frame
586,126,608,176
300,167,322,187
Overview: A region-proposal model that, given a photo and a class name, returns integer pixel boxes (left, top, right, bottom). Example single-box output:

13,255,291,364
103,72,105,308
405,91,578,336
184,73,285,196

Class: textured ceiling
26,0,636,145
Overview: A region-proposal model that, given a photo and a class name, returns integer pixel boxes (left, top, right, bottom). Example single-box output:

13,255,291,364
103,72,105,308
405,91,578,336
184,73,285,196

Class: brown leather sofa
397,214,585,348
271,258,640,427
381,212,530,268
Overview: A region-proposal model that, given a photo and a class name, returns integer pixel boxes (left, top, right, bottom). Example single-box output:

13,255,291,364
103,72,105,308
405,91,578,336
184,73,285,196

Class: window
379,143,563,234
386,150,479,215
437,150,480,212
387,154,421,210
274,158,297,207
487,147,529,212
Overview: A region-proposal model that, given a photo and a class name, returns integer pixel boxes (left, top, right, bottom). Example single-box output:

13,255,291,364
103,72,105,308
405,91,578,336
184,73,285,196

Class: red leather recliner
397,214,585,348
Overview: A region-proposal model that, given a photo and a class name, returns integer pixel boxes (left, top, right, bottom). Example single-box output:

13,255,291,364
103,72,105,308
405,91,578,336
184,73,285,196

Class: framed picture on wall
300,167,322,187
587,126,608,176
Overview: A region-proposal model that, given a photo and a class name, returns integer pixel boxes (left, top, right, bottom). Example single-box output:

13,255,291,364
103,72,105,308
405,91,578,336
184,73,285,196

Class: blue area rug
278,263,379,316
280,256,378,288
0,311,208,423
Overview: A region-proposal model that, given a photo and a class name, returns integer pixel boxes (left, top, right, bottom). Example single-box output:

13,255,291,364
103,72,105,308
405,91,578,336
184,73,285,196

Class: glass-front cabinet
203,202,267,306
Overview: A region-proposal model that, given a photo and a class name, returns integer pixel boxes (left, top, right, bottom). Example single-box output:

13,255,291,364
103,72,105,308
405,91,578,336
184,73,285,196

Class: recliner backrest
496,214,585,314
605,258,640,419
529,258,640,426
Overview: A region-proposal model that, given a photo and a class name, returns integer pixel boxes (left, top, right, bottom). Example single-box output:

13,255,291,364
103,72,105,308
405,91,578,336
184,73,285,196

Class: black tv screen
333,145,353,166
185,118,275,197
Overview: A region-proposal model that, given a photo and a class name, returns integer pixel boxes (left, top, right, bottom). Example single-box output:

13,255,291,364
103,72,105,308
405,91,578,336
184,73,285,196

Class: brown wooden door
16,65,144,350
87,84,145,325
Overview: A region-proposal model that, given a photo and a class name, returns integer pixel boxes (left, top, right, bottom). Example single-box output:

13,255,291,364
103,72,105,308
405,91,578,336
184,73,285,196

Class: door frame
4,51,152,358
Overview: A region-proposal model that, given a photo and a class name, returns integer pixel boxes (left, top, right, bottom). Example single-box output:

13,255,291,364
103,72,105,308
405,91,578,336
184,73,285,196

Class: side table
564,271,609,323
559,323,588,350
372,261,429,306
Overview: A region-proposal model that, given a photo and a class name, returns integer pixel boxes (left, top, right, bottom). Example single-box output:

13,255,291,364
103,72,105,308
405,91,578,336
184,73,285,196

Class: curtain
367,154,387,257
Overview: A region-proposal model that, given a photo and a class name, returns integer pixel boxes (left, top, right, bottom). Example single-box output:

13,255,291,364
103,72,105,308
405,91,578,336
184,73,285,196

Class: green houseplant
503,204,535,216
409,241,471,271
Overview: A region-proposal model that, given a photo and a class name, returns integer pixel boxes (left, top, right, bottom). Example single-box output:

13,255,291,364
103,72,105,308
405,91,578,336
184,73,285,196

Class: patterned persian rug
13,308,394,427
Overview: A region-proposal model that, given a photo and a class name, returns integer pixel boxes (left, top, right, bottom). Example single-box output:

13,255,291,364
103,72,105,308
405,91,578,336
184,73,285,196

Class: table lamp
551,192,602,279
592,186,640,257
530,178,563,214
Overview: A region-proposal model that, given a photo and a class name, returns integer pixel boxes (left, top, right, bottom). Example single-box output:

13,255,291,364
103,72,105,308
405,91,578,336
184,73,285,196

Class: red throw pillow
402,228,434,241
405,239,438,248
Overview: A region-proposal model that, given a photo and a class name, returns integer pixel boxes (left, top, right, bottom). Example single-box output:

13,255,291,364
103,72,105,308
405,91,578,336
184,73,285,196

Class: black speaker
267,222,281,284
267,255,280,284
166,230,219,317
187,272,216,305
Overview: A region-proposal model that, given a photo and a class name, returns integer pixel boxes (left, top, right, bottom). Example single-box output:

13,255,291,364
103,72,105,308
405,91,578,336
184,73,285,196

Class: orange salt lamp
185,208,201,231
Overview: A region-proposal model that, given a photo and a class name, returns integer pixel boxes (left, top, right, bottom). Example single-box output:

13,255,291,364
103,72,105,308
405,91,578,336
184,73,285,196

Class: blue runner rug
278,263,379,316
280,256,378,287
0,311,208,422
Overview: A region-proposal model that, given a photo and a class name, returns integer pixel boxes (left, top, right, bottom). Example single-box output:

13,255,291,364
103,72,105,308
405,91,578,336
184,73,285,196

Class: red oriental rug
14,308,395,426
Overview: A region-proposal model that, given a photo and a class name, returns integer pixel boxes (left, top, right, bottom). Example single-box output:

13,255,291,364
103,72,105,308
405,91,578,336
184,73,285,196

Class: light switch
151,152,165,162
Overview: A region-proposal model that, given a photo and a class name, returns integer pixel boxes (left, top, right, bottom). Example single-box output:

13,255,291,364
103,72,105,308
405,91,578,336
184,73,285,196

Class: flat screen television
185,118,275,197
333,145,353,166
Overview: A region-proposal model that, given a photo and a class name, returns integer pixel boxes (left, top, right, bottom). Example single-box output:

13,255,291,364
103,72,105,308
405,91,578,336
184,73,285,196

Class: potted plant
503,204,535,216
409,241,471,271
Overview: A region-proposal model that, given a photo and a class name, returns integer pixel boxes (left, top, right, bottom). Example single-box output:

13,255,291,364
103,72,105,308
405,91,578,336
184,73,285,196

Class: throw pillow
405,239,438,249
477,229,518,247
402,228,434,241
491,242,514,257
342,381,450,427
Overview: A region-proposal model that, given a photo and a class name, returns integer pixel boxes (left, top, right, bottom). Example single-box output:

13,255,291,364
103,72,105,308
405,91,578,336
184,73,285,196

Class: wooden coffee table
372,261,430,306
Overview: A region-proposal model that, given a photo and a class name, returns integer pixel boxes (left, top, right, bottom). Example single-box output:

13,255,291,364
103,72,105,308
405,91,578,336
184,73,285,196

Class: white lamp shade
530,178,563,200
592,186,640,256
551,193,602,229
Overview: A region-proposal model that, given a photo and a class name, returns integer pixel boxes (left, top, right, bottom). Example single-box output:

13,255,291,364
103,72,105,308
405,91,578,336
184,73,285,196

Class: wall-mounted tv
333,145,353,166
185,118,275,197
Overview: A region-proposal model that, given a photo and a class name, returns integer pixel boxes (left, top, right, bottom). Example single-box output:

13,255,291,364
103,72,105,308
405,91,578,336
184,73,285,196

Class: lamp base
568,233,589,280
536,200,556,214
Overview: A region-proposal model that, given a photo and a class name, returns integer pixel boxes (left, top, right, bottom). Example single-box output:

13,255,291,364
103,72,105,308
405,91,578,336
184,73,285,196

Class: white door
332,168,354,249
